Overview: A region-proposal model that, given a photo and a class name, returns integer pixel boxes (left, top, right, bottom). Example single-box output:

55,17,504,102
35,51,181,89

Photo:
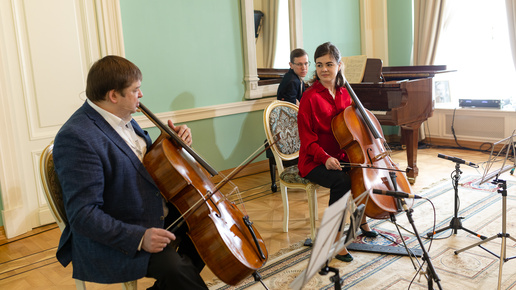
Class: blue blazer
276,68,305,104
53,102,165,283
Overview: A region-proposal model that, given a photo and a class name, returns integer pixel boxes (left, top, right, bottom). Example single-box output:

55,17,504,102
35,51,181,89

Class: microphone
437,153,478,168
372,189,423,199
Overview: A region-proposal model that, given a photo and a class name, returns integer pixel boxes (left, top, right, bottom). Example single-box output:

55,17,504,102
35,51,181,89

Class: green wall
302,0,362,79
388,0,414,66
384,0,414,136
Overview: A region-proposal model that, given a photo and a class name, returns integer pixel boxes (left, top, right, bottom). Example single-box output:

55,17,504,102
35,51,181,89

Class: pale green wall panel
387,0,413,66
120,1,244,111
301,0,362,79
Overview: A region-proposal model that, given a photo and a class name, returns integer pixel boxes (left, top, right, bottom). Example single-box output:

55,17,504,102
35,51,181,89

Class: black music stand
454,132,516,290
290,190,367,290
426,155,486,239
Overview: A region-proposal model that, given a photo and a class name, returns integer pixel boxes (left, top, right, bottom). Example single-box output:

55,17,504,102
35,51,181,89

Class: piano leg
401,123,421,184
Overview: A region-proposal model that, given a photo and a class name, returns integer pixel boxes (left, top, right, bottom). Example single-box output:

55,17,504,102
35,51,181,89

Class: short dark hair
85,55,142,102
313,42,345,88
290,48,308,63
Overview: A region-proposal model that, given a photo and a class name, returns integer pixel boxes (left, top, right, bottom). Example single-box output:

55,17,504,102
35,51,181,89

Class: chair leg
123,280,138,290
269,159,277,192
280,183,289,232
314,193,318,221
75,279,86,290
306,185,318,242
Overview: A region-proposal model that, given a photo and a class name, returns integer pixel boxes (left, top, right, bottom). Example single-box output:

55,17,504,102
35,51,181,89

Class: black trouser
305,165,352,206
146,205,207,290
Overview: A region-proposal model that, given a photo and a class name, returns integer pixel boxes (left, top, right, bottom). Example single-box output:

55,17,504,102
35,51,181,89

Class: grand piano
350,59,451,183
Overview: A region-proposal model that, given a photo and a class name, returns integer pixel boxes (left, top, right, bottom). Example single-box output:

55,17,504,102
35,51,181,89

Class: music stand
454,131,516,290
290,189,368,290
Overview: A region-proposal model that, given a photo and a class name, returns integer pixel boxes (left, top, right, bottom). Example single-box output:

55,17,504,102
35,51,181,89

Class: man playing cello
53,55,208,289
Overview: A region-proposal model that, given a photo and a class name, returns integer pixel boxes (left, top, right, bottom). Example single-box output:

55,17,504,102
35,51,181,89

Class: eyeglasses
293,61,310,67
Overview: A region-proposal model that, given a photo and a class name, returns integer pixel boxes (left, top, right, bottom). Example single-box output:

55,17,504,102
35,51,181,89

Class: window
434,1,516,108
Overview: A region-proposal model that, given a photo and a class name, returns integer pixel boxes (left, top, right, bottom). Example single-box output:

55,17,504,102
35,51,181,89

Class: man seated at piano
298,42,377,263
276,48,309,105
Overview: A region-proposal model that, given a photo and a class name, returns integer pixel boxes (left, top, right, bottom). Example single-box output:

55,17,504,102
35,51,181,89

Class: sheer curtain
506,0,516,70
413,0,447,65
263,0,279,68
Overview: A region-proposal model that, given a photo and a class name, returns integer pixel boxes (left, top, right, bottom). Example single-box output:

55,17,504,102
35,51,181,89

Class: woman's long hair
310,42,345,89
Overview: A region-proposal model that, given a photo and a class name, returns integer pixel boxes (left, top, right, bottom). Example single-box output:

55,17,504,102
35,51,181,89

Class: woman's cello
138,103,267,285
331,81,414,219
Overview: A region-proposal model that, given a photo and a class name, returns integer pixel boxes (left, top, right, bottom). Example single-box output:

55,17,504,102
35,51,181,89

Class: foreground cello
139,103,267,285
332,81,414,219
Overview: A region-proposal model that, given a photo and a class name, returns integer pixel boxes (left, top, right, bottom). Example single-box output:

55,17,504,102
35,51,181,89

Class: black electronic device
459,99,501,108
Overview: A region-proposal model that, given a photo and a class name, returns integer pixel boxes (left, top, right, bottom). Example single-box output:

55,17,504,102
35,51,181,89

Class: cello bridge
373,151,390,162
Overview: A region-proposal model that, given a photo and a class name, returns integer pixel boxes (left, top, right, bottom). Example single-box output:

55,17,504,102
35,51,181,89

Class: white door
0,0,124,238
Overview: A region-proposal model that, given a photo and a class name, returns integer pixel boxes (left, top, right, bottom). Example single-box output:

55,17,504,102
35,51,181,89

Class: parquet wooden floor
0,145,514,289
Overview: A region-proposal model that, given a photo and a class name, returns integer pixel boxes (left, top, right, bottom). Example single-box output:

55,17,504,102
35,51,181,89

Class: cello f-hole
366,148,374,164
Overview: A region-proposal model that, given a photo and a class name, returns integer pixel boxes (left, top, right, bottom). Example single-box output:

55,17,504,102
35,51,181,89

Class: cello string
216,143,264,187
213,141,266,214
165,192,211,231
166,139,277,231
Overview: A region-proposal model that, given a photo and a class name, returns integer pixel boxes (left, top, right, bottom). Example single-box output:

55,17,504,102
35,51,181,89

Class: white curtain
413,0,447,65
506,0,516,70
263,0,279,68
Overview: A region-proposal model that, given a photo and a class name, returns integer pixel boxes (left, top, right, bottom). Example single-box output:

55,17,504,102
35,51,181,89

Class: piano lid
382,65,455,81
359,59,455,83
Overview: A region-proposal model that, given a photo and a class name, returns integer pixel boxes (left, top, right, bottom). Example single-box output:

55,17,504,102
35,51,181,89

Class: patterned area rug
207,176,516,289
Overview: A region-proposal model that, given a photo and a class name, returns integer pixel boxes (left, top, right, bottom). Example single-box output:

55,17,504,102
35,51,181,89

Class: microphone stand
426,160,486,239
399,197,443,290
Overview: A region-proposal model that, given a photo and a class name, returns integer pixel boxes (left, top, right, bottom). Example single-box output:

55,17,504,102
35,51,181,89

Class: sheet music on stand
290,189,370,290
480,130,516,185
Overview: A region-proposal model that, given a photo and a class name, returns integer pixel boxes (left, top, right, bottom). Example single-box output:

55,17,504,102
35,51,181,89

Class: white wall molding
427,107,516,144
135,98,274,128
360,0,389,65
0,0,125,238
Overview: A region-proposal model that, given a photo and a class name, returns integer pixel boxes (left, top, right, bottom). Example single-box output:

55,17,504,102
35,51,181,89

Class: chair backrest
263,100,300,163
40,142,68,231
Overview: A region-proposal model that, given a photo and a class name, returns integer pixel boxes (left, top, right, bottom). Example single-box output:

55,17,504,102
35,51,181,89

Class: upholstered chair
40,142,137,290
263,101,319,244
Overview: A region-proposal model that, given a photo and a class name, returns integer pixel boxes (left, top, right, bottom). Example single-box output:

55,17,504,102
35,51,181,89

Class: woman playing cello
297,42,377,262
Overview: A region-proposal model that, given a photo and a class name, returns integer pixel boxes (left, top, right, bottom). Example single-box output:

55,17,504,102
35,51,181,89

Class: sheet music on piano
342,55,367,84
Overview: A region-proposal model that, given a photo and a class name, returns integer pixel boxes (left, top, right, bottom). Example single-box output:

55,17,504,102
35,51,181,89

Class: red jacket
297,80,352,177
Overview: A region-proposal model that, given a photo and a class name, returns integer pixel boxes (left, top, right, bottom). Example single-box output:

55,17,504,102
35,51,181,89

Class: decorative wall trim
135,97,274,128
0,0,125,238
